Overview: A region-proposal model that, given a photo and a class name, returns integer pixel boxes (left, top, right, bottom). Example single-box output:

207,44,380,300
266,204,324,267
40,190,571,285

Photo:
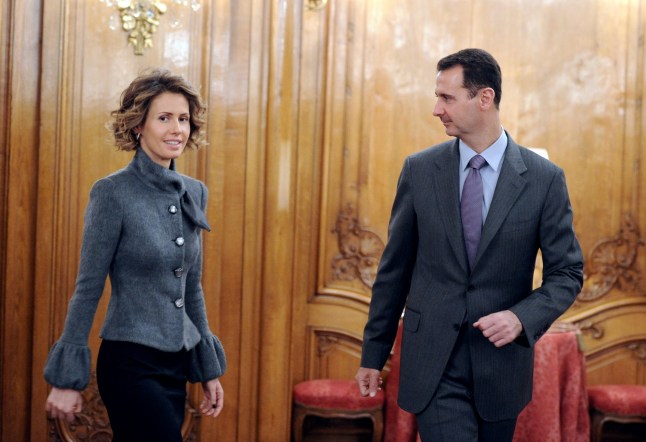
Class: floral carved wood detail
576,320,605,339
331,205,385,288
47,372,200,442
627,341,646,365
577,213,645,302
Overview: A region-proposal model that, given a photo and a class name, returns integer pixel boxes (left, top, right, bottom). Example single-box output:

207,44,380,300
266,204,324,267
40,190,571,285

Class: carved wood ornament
331,205,385,288
47,372,200,442
577,213,645,302
627,341,646,365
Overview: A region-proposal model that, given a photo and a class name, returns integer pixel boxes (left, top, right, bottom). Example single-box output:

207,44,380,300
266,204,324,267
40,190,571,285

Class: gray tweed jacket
44,148,226,390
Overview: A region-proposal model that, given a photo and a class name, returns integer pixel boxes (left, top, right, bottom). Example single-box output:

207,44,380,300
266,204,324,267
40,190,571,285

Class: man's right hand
46,387,83,423
355,367,383,397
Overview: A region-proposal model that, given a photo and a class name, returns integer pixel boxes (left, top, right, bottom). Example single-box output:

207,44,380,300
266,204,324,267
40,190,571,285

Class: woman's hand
46,387,83,423
199,378,224,417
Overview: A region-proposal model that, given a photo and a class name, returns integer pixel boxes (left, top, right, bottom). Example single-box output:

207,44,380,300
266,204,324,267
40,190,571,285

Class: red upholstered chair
292,322,406,442
292,379,385,442
587,384,646,442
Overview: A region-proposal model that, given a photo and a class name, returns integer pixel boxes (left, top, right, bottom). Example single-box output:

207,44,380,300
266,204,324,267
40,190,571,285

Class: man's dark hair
437,48,502,109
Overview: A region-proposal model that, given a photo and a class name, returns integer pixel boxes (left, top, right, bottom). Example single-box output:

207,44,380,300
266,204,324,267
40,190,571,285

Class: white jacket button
168,204,178,214
174,298,185,308
175,237,185,246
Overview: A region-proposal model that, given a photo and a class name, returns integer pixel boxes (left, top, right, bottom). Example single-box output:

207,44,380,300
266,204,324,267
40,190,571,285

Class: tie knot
468,155,486,170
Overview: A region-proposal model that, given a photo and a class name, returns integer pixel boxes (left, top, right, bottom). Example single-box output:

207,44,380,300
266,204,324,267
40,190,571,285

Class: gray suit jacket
44,149,226,390
361,134,583,420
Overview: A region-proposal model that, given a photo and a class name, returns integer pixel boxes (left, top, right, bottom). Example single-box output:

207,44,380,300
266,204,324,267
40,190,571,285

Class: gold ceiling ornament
120,0,166,55
305,0,329,11
99,0,202,56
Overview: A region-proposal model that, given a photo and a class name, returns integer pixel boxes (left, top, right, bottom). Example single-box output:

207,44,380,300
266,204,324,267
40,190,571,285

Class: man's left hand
473,310,523,347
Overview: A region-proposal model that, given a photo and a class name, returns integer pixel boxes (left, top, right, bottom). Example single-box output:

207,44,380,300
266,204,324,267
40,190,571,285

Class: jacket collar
129,148,186,195
129,149,211,231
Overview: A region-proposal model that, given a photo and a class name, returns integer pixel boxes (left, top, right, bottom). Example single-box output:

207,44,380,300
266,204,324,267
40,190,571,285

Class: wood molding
1,0,42,440
577,213,645,302
331,205,384,289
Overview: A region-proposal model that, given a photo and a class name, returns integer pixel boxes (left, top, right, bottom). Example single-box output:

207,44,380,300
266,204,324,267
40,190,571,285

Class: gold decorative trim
305,0,329,11
577,213,645,302
117,0,167,55
331,205,385,288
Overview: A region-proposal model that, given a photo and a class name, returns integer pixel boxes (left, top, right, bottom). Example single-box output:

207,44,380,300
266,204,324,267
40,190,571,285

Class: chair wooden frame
292,401,383,442
590,408,646,442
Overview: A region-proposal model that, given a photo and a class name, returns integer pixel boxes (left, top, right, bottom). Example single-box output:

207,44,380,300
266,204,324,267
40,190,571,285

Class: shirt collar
459,129,507,172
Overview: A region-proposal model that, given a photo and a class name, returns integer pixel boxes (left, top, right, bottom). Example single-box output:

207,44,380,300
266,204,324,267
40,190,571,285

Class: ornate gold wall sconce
99,0,201,55
306,0,329,11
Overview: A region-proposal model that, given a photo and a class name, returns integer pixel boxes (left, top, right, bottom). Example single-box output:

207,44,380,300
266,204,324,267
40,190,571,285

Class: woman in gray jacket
44,69,226,441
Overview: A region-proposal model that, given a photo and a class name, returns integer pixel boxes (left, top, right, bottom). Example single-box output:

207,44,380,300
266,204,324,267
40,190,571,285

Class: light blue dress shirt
459,129,507,223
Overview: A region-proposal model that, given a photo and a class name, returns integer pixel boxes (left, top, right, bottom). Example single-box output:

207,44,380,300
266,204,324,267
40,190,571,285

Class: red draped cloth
514,331,589,442
383,330,589,442
384,323,417,442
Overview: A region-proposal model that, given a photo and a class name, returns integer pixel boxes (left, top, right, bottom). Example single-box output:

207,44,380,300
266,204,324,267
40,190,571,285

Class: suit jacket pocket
499,218,536,234
403,307,421,332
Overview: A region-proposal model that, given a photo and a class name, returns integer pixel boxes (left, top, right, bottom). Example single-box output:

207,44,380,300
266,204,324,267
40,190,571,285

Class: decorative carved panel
331,205,385,288
47,373,200,442
577,213,645,302
306,328,391,381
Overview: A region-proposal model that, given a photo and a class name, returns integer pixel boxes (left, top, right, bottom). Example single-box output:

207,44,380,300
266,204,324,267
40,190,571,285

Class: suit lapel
473,138,527,269
431,141,469,274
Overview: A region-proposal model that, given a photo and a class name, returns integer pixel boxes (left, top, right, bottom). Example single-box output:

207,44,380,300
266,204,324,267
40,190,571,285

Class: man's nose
432,102,443,117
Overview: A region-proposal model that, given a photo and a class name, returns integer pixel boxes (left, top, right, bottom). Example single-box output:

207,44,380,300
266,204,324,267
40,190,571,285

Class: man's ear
479,88,495,110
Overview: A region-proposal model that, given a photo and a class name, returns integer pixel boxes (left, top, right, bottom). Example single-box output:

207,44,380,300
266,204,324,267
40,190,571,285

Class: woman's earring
136,132,140,141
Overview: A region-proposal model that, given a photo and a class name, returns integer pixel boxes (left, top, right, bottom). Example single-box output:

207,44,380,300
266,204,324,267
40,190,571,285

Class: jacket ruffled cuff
43,341,91,390
187,334,227,383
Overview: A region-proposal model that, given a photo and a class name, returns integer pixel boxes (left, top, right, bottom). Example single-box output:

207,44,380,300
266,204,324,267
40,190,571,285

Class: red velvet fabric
513,331,589,442
293,379,384,410
588,385,646,415
384,322,417,442
385,331,589,442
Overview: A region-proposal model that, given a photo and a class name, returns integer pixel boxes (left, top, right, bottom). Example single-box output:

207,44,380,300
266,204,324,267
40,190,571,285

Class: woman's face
137,92,191,168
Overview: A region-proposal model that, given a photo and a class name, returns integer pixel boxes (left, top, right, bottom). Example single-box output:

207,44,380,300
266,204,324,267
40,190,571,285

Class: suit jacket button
174,267,183,277
174,298,185,308
175,237,185,246
468,284,475,291
453,323,461,331
168,204,178,214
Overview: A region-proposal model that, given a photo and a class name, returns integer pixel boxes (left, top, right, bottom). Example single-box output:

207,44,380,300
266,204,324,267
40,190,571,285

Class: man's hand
473,310,523,347
355,367,383,397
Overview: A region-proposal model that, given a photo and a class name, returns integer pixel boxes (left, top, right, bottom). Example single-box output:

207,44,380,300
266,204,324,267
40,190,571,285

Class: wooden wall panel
1,0,646,440
0,0,42,440
296,0,646,415
29,0,265,441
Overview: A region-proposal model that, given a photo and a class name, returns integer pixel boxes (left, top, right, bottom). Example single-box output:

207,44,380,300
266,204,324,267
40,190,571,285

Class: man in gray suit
356,48,584,441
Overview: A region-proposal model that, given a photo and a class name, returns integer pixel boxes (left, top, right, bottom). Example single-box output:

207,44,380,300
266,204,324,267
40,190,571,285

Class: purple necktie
461,155,487,269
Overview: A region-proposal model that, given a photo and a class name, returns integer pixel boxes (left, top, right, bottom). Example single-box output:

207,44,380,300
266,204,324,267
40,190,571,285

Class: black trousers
416,325,517,442
97,340,189,442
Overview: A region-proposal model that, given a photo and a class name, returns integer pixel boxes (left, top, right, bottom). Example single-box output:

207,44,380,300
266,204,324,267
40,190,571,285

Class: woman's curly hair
110,69,207,151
